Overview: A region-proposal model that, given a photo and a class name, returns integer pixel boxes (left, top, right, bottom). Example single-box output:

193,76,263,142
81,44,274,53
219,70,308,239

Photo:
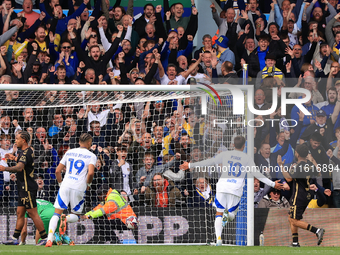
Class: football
126,216,138,230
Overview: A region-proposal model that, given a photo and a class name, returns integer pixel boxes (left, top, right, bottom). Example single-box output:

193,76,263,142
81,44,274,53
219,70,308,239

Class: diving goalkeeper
21,199,74,246
83,184,138,232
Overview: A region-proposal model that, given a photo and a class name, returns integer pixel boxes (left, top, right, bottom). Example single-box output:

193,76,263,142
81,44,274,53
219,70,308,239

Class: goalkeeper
83,184,138,243
21,199,74,246
84,184,137,226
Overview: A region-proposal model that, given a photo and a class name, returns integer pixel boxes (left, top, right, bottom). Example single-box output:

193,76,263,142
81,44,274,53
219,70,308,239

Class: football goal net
0,84,254,246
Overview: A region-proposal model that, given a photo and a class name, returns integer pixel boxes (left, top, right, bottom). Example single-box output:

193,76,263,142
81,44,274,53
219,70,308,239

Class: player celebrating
82,184,138,230
180,136,283,246
279,144,325,247
46,133,96,247
0,131,49,246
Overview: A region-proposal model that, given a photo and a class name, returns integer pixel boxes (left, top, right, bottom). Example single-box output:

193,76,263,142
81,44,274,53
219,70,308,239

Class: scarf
196,185,213,205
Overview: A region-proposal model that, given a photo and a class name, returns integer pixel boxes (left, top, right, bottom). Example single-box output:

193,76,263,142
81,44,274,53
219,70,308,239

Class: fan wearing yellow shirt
3,11,46,60
34,27,48,53
4,39,29,61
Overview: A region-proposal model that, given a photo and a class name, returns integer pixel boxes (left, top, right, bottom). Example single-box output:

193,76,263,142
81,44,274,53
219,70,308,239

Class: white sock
66,214,79,223
47,214,60,241
215,215,223,241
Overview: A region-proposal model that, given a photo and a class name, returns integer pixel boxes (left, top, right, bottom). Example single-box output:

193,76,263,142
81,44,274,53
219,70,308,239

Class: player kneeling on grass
180,136,283,246
20,198,74,246
82,184,138,230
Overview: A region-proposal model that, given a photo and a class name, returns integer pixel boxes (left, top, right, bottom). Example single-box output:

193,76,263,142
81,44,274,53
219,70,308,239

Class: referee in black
0,131,48,246
279,144,325,247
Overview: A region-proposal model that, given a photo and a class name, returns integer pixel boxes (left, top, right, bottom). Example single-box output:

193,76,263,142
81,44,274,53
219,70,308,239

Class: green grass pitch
1,245,340,255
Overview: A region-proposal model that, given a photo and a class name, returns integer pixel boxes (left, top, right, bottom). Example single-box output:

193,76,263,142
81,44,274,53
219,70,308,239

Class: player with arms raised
46,133,96,247
180,136,283,246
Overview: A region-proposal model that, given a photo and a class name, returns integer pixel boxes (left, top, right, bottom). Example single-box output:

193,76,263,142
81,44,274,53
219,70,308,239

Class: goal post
196,84,254,246
243,63,255,247
0,84,254,246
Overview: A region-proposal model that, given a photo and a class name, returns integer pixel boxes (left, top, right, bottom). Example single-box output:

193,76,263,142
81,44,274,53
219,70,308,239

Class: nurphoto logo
199,85,312,116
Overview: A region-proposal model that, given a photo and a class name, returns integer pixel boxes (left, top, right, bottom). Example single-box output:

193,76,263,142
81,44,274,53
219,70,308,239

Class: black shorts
288,204,308,220
18,190,37,209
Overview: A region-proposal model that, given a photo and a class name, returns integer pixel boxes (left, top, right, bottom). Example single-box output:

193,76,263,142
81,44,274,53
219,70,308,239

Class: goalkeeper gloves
85,212,93,219
85,209,104,219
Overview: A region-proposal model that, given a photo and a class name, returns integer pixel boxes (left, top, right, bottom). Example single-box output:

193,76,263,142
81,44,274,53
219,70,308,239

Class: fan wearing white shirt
158,54,203,85
85,103,122,131
0,116,21,141
185,59,211,84
180,136,283,246
0,134,15,183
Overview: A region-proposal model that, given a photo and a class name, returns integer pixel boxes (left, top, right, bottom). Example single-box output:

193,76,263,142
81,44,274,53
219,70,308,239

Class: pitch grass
1,245,340,255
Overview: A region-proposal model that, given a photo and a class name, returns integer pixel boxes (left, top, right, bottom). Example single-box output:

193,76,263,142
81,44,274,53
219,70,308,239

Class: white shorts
54,186,85,214
214,192,241,213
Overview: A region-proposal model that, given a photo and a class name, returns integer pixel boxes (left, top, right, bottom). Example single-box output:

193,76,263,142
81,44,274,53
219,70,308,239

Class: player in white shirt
46,133,96,247
180,136,283,246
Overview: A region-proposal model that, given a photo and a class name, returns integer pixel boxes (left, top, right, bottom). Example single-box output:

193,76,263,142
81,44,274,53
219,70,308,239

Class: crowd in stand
1,0,340,210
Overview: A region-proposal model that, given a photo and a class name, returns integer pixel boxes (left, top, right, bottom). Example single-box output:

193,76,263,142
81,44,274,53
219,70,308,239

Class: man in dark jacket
128,132,162,176
132,3,155,39
109,145,134,198
194,34,213,60
69,24,121,77
88,120,108,149
300,109,334,149
185,177,214,207
220,61,239,84
305,132,332,190
248,34,271,78
248,34,286,79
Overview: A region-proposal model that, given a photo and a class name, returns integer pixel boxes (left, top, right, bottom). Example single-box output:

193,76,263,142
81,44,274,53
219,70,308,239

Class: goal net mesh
0,87,250,245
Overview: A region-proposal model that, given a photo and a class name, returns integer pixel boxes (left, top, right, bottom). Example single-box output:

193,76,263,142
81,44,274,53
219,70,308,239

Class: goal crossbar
0,84,253,92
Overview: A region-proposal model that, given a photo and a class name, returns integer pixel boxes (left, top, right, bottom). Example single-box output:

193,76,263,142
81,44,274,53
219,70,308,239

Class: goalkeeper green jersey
25,199,54,218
